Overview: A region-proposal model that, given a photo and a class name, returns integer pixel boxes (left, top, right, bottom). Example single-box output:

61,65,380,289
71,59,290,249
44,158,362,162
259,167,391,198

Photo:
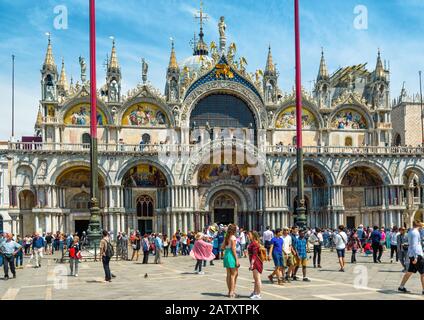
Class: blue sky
0,0,423,138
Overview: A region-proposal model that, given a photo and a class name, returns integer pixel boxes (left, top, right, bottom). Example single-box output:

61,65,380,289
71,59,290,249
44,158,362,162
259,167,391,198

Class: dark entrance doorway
74,220,89,237
346,216,356,229
214,209,234,225
138,220,153,235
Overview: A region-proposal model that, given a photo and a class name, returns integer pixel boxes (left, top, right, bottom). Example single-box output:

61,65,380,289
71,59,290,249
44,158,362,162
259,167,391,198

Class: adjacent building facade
2,14,424,236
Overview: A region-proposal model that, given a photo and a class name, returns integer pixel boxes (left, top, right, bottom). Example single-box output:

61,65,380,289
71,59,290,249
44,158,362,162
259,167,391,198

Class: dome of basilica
180,54,214,74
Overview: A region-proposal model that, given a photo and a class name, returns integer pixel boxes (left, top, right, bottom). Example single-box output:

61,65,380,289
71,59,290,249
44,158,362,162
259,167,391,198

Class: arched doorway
342,166,383,227
136,195,154,235
288,165,328,227
211,193,237,225
121,163,168,234
403,169,423,227
56,166,105,234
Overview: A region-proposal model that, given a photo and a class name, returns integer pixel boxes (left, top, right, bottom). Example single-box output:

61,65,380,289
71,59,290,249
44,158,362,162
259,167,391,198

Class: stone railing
267,145,424,155
7,142,424,156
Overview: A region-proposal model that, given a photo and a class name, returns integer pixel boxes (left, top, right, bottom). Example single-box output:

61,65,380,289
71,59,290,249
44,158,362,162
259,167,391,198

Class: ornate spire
375,49,385,80
109,39,119,69
168,39,178,69
43,34,56,68
194,0,209,56
265,45,276,75
317,48,329,81
36,106,43,127
58,58,68,90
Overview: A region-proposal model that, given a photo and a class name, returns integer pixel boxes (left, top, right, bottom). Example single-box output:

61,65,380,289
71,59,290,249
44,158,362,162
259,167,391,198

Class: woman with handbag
69,236,81,277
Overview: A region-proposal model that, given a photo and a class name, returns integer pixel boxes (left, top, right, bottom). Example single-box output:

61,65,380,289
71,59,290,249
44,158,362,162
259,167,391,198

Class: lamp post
86,0,102,246
294,0,306,228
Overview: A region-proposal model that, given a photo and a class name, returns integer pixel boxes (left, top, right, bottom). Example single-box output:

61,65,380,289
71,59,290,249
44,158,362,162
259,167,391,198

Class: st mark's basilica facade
1,14,424,237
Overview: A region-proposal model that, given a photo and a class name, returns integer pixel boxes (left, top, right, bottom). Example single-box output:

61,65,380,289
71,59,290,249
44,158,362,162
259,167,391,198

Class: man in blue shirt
267,228,284,285
370,226,383,263
32,232,45,268
0,233,22,280
293,229,310,282
154,234,163,264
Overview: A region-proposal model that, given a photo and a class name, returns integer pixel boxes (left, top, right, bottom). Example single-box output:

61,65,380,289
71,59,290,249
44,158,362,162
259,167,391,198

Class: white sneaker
249,292,255,298
74,274,78,277
198,271,205,275
250,294,262,300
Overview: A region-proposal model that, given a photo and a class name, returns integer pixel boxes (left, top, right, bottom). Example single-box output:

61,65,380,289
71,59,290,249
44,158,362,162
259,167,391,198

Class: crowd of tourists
1,220,423,298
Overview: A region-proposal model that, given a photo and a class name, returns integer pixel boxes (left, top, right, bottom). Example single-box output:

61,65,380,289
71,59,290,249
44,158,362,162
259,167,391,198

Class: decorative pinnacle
265,45,275,74
109,37,119,69
375,48,385,80
58,58,69,90
44,32,56,68
317,47,329,80
168,38,178,69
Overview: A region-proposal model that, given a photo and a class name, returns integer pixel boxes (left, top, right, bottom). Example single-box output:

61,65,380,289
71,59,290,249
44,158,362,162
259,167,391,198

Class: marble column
172,213,177,234
182,212,187,233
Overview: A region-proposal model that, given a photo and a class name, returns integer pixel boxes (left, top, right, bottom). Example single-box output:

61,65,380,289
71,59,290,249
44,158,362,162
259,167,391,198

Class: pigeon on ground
144,273,148,278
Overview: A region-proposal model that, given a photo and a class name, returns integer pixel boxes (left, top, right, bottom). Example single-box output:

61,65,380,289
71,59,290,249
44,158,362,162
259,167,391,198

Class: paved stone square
0,249,423,300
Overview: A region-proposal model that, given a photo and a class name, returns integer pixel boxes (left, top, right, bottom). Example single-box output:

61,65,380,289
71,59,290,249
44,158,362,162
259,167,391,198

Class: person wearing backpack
248,231,263,299
142,234,150,264
334,225,348,272
100,230,114,282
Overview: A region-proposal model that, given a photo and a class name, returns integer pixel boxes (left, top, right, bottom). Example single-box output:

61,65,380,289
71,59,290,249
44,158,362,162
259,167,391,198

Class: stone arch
59,97,113,126
119,96,174,128
181,81,266,129
201,181,251,212
393,132,402,146
402,165,424,184
337,161,392,185
273,100,323,130
116,158,174,186
19,189,36,210
15,165,34,187
49,160,110,186
283,160,335,186
329,104,373,130
182,139,271,186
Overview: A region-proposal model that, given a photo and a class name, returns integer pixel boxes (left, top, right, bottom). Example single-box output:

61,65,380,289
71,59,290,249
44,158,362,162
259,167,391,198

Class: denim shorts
272,253,284,267
336,249,345,258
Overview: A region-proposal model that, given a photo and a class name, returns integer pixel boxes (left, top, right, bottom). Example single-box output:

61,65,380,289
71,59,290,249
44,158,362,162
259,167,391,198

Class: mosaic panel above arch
122,103,169,127
64,104,107,126
198,164,258,186
122,164,167,188
275,106,318,129
331,109,367,130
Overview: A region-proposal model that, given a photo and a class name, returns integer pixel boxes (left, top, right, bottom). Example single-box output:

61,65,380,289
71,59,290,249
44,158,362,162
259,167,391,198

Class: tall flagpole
419,71,424,144
11,54,15,139
87,0,102,246
294,0,306,228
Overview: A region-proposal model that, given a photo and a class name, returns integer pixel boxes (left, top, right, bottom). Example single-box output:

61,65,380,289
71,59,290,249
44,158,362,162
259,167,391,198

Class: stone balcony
6,141,424,156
